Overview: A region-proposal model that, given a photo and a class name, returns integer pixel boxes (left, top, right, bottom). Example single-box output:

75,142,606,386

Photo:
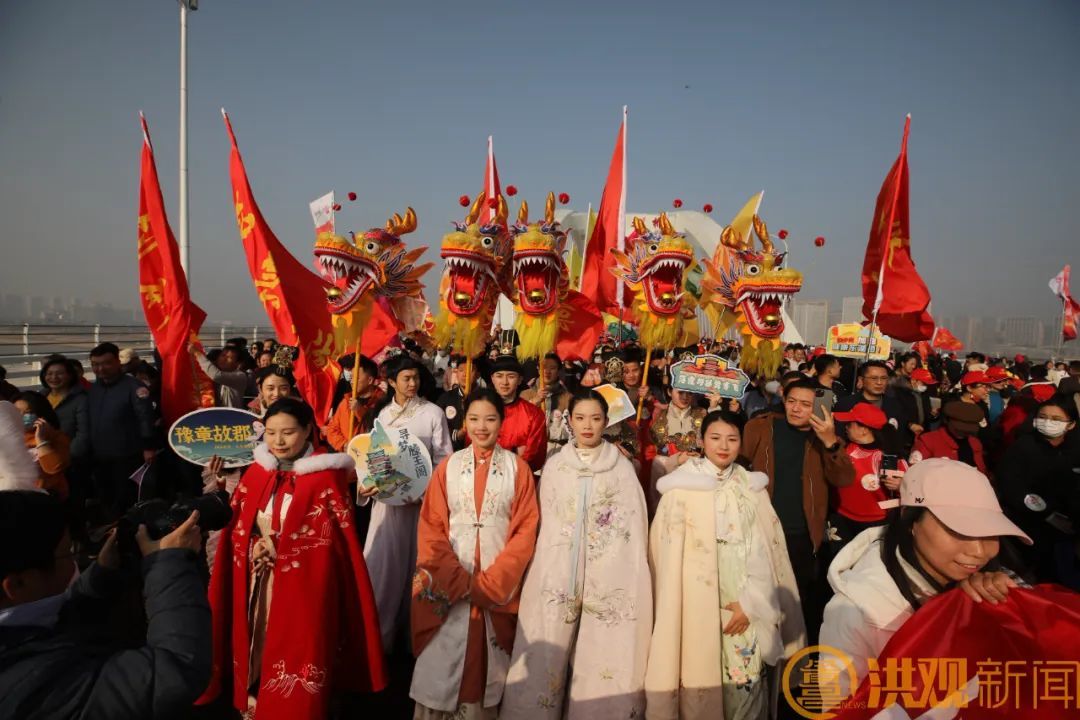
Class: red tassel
778,229,789,239
347,191,357,202
814,236,825,247
672,198,682,208
558,192,570,205
332,203,341,211
703,203,713,213
459,195,470,207
506,185,518,196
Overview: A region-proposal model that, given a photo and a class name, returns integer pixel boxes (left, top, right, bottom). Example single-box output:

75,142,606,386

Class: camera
116,490,232,565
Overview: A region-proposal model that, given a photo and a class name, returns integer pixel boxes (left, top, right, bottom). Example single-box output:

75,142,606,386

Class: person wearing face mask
14,392,71,500
0,486,211,720
199,397,387,718
820,458,1032,705
894,367,939,440
910,401,988,474
645,410,805,719
501,390,652,720
409,389,539,719
995,396,1080,587
826,403,909,557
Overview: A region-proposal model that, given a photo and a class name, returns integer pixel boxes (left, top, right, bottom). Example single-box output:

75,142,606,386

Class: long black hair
879,507,947,610
17,391,61,430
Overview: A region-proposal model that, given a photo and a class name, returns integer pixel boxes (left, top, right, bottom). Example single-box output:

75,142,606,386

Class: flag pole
346,339,362,439
178,0,190,279
636,345,652,421
865,114,911,363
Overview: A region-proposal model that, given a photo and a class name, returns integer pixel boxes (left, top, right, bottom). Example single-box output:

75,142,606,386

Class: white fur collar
555,439,621,474
656,459,769,495
253,443,355,475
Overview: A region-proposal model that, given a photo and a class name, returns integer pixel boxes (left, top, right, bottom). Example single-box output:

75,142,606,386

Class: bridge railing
0,323,269,388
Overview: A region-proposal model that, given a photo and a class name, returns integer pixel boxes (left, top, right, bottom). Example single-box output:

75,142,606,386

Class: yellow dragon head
610,213,697,349
700,214,803,376
433,192,512,356
313,207,430,314
510,192,568,317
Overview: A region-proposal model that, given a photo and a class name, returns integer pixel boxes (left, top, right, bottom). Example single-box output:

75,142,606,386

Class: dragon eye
481,236,494,247
745,264,762,276
364,241,379,254
648,243,659,254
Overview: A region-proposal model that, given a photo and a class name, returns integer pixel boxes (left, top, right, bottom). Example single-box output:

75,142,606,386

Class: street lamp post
178,0,197,278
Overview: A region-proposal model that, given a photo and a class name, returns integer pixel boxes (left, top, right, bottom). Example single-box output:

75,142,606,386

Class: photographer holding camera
0,489,211,720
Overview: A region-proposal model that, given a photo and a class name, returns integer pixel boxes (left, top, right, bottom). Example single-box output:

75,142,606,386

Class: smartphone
813,388,835,420
880,454,899,474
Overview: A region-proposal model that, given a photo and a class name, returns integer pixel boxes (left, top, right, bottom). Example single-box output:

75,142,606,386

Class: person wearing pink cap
826,403,910,557
820,458,1032,702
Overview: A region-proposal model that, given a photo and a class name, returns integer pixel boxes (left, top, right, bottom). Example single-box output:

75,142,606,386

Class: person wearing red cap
984,365,1012,424
820,458,1032,703
826,403,910,557
893,367,940,442
833,361,913,455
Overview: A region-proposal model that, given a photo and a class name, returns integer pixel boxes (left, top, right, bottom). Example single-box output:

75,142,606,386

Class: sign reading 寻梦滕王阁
168,407,263,468
826,323,892,360
348,419,432,505
669,354,750,398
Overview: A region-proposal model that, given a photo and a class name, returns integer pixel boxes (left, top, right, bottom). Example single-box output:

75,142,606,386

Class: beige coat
644,460,806,720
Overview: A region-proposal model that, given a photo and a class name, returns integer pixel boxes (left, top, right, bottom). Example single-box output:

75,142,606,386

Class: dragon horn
720,226,744,249
752,214,774,253
466,192,486,225
632,217,648,236
657,212,675,236
545,191,556,224
384,207,417,236
496,195,508,226
517,200,529,225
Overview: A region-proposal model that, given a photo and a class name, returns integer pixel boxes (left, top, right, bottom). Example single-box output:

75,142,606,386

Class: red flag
832,586,1080,720
222,111,340,422
931,326,964,351
581,106,630,316
860,116,935,342
1049,265,1080,341
137,115,214,425
910,340,932,360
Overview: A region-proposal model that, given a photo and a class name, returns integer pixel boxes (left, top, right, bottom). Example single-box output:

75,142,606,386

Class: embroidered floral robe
644,459,806,720
500,441,652,720
200,444,387,720
410,445,539,716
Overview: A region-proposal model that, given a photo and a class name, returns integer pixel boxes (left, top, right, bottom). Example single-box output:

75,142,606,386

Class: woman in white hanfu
410,388,539,719
361,354,454,652
644,410,806,720
500,389,652,720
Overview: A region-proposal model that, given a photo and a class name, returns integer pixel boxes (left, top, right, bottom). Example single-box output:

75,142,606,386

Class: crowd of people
0,332,1078,720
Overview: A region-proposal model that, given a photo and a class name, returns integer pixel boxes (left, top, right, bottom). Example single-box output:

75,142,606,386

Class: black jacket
45,384,90,460
834,390,913,455
0,549,211,720
87,375,157,458
996,430,1080,543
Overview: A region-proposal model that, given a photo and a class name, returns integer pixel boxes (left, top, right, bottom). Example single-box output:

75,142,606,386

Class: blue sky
1,0,1077,327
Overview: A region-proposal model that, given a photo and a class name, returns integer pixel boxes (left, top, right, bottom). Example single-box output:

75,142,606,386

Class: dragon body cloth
700,214,803,378
509,192,602,362
313,207,432,355
432,192,513,359
610,213,699,352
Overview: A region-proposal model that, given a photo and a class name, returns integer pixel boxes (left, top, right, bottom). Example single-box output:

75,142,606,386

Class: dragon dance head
433,192,512,356
313,207,428,314
508,192,572,360
611,213,697,349
701,214,803,377
511,192,568,317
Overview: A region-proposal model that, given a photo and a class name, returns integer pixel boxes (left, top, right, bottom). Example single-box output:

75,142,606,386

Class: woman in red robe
199,397,387,719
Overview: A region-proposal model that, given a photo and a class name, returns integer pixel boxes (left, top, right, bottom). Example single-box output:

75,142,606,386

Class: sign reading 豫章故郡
168,407,262,468
826,323,891,360
669,354,750,398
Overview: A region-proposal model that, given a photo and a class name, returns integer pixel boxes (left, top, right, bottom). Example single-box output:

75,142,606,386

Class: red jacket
200,445,387,718
911,427,987,475
497,397,548,473
833,444,909,523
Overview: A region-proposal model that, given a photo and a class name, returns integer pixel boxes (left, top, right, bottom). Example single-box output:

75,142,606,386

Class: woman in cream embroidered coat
410,389,539,719
645,410,805,720
500,389,652,720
